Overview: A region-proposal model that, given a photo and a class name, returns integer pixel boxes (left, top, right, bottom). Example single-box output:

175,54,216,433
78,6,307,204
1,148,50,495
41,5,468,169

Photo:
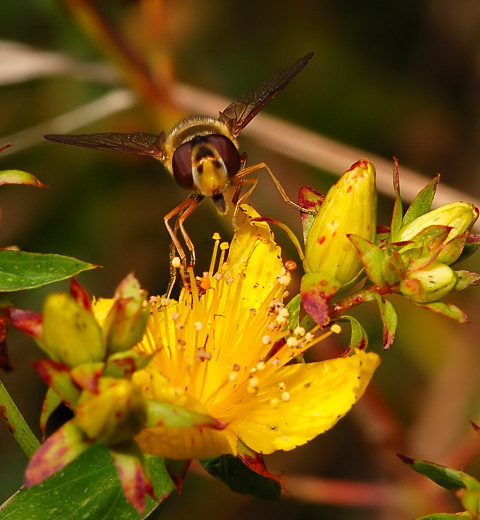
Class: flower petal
231,350,380,454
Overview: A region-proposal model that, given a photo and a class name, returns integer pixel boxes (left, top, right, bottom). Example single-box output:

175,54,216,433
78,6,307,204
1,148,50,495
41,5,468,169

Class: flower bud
43,293,105,367
75,378,147,445
399,261,457,303
398,202,479,242
304,160,377,285
102,274,149,354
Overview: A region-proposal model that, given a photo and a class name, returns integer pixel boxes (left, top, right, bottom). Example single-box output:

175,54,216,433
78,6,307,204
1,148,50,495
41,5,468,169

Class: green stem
0,378,40,459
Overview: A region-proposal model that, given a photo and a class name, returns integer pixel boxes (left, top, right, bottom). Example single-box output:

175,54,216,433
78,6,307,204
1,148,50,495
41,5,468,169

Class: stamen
209,233,221,276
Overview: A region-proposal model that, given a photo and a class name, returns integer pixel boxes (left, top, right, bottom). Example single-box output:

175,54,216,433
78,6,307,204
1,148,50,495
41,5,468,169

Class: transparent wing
44,132,167,160
218,52,313,137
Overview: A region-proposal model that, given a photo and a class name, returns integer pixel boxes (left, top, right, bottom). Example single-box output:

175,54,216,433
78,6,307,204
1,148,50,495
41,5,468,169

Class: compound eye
206,134,241,178
172,141,194,189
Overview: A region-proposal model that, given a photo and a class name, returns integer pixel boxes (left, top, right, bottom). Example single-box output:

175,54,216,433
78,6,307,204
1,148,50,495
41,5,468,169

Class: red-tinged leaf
104,350,152,378
415,301,468,323
348,234,385,285
297,186,324,244
110,441,155,514
3,306,42,337
337,315,368,350
201,451,282,499
237,439,284,489
403,174,440,227
1,444,174,520
455,270,480,291
0,169,45,187
25,420,91,487
70,277,92,310
372,294,398,350
0,144,11,153
33,360,80,407
145,400,225,430
39,388,62,439
165,459,190,492
301,272,340,326
471,421,480,434
70,362,104,393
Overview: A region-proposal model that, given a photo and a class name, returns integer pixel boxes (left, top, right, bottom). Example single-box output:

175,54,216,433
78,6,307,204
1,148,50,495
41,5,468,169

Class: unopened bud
43,293,105,367
305,160,377,285
399,261,457,303
398,202,478,243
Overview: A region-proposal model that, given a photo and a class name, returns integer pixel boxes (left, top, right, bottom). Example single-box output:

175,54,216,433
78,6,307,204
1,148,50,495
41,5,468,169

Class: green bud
398,202,479,242
76,377,147,445
43,293,105,367
305,160,377,285
399,261,457,303
103,274,150,354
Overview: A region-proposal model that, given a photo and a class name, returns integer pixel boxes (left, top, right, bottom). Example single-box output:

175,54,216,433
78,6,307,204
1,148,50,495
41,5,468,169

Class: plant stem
0,378,40,459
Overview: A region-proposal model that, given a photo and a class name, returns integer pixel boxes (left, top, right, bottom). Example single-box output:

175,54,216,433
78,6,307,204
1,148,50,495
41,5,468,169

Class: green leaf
417,513,471,520
201,453,282,500
402,174,440,227
390,159,403,241
285,294,301,330
0,251,96,291
337,315,368,350
398,453,466,490
0,169,45,187
0,444,174,520
372,294,398,350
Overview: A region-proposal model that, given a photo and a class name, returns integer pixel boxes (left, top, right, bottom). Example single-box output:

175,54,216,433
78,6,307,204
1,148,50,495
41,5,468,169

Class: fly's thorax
163,116,241,198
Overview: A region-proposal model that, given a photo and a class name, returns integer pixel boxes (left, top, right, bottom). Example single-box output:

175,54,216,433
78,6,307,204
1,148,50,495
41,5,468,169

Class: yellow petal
231,349,380,454
135,425,237,460
226,205,285,311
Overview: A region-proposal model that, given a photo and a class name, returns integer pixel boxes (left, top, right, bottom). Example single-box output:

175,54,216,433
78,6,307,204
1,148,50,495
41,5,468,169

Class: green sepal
372,293,398,350
414,300,467,323
109,440,154,513
348,234,385,285
145,400,225,430
0,251,96,292
456,238,480,263
201,440,282,500
402,174,439,229
455,270,480,291
335,315,368,350
390,159,404,241
104,350,153,378
382,249,406,285
297,186,324,244
24,420,91,488
165,459,190,491
1,444,174,520
0,169,45,187
301,271,340,326
285,293,301,331
39,387,62,438
103,274,150,354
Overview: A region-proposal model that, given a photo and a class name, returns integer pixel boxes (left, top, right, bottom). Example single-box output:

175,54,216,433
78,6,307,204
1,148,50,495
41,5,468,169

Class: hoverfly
45,52,313,265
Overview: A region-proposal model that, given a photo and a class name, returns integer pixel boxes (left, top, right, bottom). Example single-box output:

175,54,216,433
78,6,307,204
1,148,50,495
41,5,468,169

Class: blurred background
1,1,480,518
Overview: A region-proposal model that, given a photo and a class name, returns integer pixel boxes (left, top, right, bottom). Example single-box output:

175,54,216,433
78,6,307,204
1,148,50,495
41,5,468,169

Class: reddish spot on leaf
0,404,15,433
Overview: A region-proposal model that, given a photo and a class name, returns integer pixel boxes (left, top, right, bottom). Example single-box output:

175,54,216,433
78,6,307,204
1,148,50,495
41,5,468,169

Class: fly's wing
44,132,167,161
218,52,313,137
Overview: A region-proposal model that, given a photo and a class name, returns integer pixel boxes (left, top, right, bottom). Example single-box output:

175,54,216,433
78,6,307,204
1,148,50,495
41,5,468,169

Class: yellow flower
98,206,380,460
